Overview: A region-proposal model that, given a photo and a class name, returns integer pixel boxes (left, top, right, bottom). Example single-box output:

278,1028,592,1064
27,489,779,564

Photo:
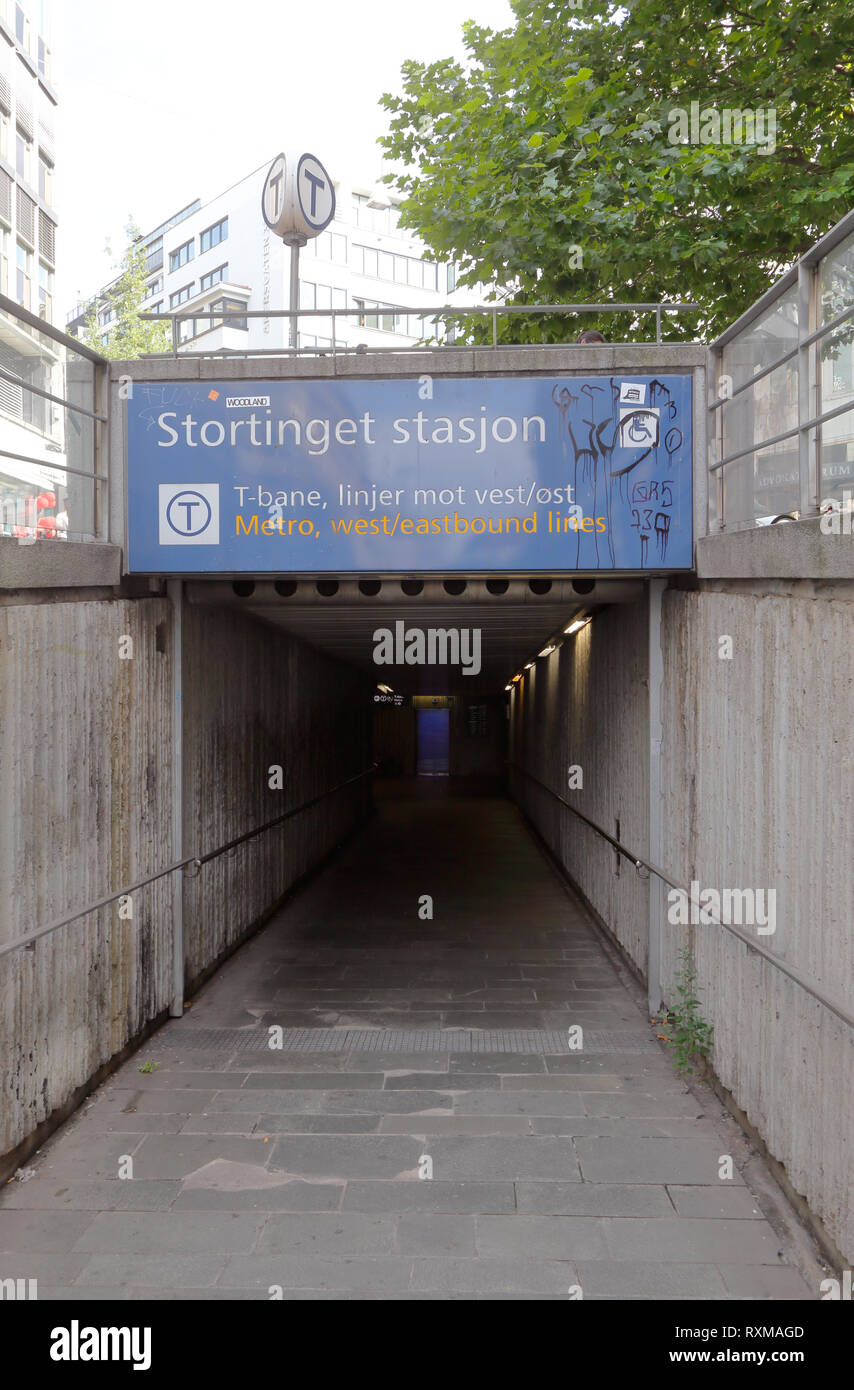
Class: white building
67,158,468,356
0,0,63,540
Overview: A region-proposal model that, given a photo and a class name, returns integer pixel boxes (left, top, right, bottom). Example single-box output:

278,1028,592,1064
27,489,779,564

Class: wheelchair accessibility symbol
618,408,660,449
158,484,220,545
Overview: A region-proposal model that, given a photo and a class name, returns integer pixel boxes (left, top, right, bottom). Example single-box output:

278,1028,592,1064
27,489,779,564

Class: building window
447,263,456,293
147,300,163,314
211,296,246,330
0,113,8,163
15,239,31,307
353,298,432,338
169,283,194,307
38,261,52,319
200,217,227,253
15,4,27,48
0,226,9,296
176,296,247,341
145,238,163,274
200,263,228,291
310,230,347,264
37,36,50,80
168,238,194,273
144,276,162,299
353,243,439,290
351,194,401,234
38,155,52,205
15,130,29,183
301,280,347,313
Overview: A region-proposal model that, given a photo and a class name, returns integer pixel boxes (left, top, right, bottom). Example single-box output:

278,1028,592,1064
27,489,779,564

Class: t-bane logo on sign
158,483,220,545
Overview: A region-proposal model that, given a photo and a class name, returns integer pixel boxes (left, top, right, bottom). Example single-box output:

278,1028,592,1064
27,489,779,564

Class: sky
55,0,514,318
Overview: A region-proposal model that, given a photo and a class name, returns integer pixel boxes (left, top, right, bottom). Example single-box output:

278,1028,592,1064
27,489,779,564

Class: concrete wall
660,576,854,1264
180,598,370,986
509,596,650,969
450,696,506,780
0,587,370,1174
510,568,854,1263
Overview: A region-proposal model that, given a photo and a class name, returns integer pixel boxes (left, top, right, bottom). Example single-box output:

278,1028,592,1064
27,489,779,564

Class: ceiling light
504,684,512,691
564,617,592,635
524,661,534,670
538,644,556,657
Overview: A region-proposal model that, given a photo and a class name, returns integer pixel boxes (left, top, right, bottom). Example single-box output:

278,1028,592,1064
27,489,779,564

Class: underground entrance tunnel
186,573,644,786
0,570,818,1301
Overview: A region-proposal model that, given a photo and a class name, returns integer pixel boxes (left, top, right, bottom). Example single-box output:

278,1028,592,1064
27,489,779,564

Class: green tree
81,219,171,359
379,0,854,342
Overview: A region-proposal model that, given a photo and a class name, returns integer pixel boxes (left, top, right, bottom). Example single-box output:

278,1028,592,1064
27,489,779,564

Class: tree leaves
378,0,854,341
81,220,171,361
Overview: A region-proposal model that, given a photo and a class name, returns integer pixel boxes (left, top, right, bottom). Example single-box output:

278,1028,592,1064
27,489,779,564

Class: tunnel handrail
0,764,377,960
508,762,854,1032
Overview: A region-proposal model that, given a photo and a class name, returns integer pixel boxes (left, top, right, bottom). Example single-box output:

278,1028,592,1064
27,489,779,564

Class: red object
12,525,27,537
36,491,56,511
36,516,56,538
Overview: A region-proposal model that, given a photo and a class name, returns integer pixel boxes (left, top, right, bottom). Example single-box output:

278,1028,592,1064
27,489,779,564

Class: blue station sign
125,375,694,573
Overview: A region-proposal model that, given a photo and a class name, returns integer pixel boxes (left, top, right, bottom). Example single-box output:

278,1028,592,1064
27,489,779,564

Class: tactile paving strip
169,1027,659,1054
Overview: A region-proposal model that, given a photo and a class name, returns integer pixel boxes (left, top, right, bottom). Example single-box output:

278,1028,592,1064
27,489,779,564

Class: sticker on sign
226,396,270,409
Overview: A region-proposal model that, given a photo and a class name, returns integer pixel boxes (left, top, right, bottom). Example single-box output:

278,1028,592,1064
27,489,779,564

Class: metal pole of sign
284,234,307,350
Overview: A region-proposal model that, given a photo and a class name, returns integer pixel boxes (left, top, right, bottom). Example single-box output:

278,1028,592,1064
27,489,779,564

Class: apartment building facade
0,0,64,541
67,158,466,356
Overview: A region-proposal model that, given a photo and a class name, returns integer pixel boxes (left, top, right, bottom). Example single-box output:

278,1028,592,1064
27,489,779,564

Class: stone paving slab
173,1183,344,1213
0,784,817,1301
75,1254,227,1288
667,1185,766,1219
575,1137,747,1185
72,1212,264,1254
574,1260,729,1300
341,1181,516,1214
0,1180,182,1212
515,1183,675,1217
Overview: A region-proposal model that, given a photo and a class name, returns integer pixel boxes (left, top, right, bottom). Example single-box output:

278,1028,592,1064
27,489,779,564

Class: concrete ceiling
185,577,644,696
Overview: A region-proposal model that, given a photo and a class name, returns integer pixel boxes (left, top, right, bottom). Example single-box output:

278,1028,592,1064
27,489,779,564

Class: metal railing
0,292,109,542
509,762,854,1032
0,764,376,960
139,300,702,358
708,206,854,530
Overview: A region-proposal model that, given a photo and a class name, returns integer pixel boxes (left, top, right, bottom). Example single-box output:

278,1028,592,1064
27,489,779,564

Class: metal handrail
0,763,376,960
0,445,108,483
509,762,854,1031
143,301,701,321
710,396,854,473
0,364,107,423
707,302,854,414
0,291,108,365
139,300,702,351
